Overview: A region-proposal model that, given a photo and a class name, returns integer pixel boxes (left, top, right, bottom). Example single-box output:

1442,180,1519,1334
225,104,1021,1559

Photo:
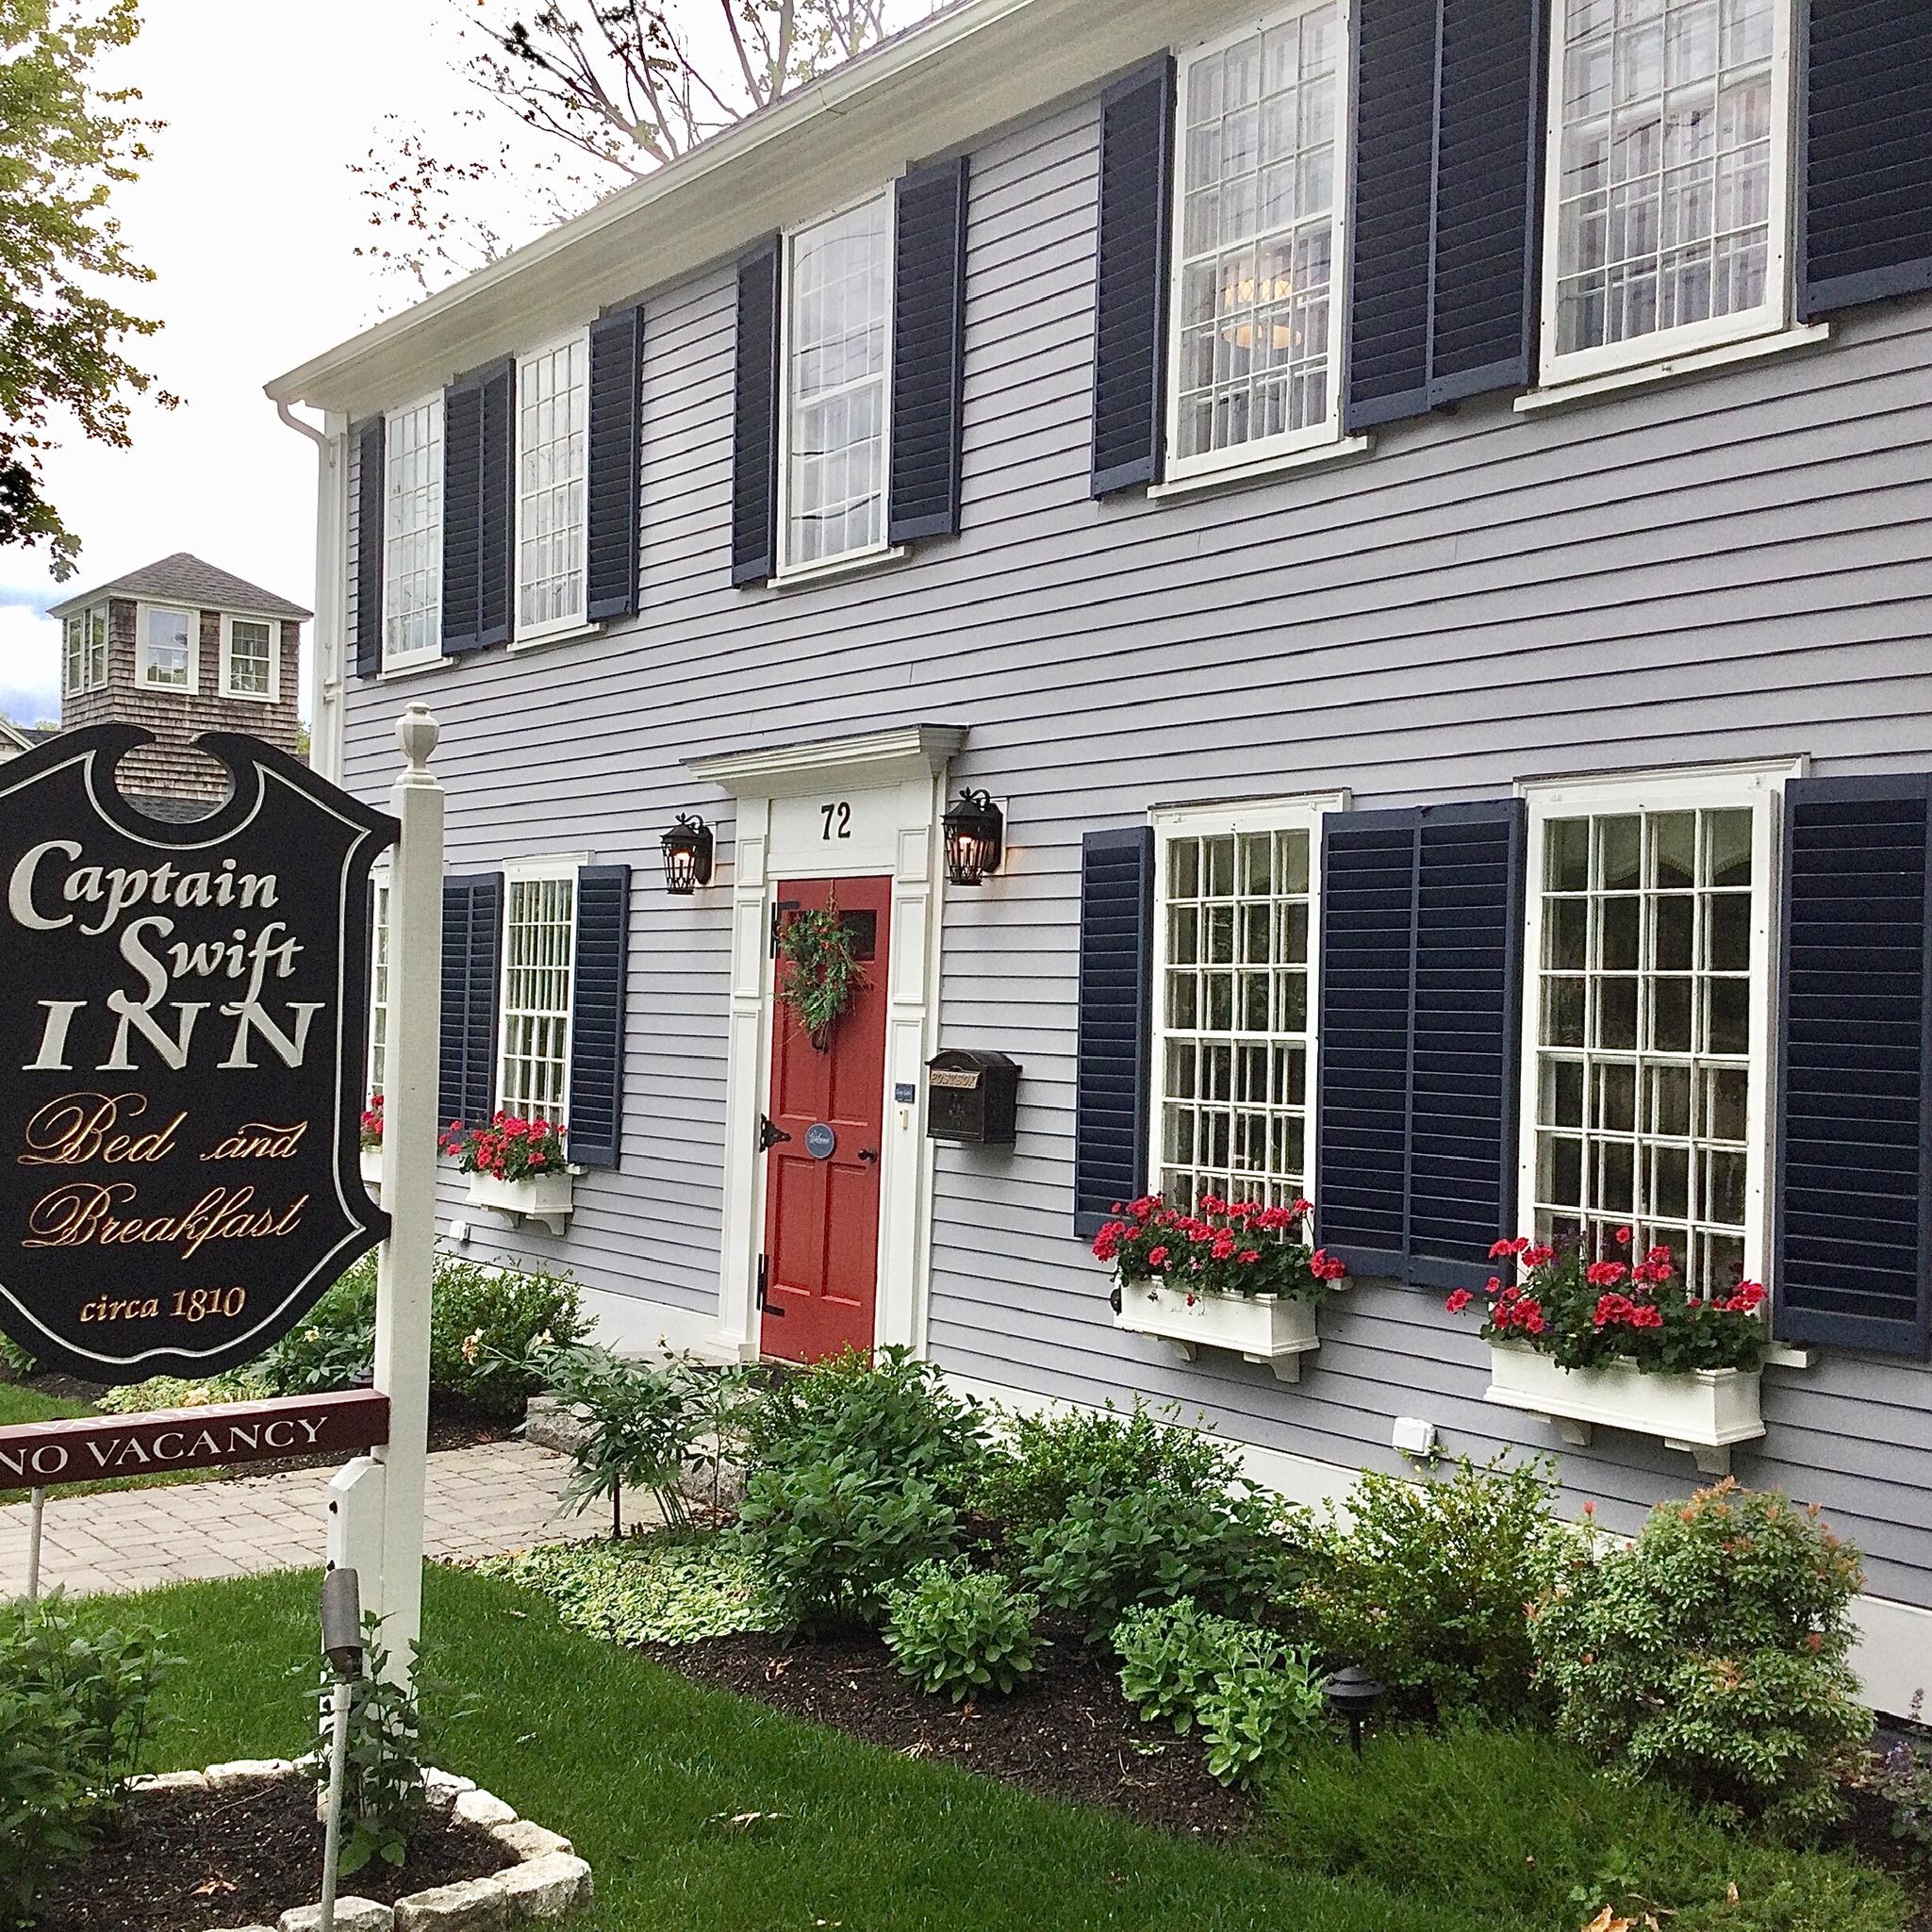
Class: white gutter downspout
276,399,348,785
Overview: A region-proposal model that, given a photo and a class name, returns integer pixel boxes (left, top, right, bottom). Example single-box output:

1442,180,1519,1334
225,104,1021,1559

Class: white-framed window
1541,0,1795,386
1517,761,1799,1300
1166,0,1349,484
780,190,893,574
497,862,578,1125
62,603,107,695
220,614,277,701
138,603,196,691
385,394,443,668
1150,795,1343,1208
514,334,588,641
368,873,391,1101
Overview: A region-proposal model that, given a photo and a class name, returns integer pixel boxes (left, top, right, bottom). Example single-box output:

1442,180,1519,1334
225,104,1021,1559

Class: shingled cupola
45,552,312,818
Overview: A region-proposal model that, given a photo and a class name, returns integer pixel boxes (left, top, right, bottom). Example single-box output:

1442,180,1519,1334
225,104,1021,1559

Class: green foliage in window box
0,1593,175,1928
1113,1597,1325,1789
1292,1452,1569,1722
438,1112,569,1182
1090,1192,1348,1301
882,1560,1041,1703
1532,1478,1872,1837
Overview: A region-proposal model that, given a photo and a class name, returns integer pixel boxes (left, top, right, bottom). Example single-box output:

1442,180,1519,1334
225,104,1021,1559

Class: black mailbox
924,1049,1020,1146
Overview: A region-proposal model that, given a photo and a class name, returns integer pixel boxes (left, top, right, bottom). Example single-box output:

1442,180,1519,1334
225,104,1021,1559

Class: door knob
857,1148,879,1163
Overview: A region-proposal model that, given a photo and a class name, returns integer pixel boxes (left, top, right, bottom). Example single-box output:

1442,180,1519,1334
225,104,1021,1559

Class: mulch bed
35,1776,507,1932
652,1624,1253,1840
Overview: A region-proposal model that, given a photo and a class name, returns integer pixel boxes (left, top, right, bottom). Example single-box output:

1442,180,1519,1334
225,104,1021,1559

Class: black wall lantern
660,814,715,895
943,788,1004,887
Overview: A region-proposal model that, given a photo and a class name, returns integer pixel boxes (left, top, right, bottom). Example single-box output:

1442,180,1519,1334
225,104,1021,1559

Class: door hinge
757,1254,783,1315
770,897,800,957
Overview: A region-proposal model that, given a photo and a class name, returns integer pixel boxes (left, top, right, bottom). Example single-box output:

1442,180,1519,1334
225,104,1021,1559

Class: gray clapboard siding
340,85,1932,1605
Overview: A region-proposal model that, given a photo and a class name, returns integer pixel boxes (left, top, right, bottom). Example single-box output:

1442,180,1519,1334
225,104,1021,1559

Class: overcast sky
0,0,509,726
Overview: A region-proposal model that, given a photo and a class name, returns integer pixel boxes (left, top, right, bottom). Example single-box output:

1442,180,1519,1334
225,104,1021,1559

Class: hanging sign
0,725,396,1383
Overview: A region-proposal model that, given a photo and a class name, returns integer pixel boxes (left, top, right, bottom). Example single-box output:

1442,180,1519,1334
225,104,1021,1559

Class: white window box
466,1167,574,1235
1114,1281,1323,1383
358,1148,384,1199
1483,1340,1764,1477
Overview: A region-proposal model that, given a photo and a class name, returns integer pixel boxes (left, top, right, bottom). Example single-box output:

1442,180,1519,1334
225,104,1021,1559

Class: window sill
379,654,447,683
218,689,277,705
1148,435,1371,502
509,619,605,654
770,544,908,593
1515,322,1831,414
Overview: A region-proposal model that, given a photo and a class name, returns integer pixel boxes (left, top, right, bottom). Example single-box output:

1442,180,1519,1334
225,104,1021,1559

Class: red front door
760,876,891,1362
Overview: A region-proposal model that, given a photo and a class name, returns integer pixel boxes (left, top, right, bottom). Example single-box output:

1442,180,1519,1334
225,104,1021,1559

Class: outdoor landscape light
661,814,716,895
942,788,1004,886
1324,1664,1386,1757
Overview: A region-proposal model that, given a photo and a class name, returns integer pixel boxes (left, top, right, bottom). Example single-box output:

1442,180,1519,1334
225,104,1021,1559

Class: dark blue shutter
1346,0,1543,432
441,360,514,655
1775,775,1932,1357
439,872,504,1131
567,865,631,1171
1798,0,1932,317
1073,826,1154,1237
1318,802,1525,1286
888,157,970,545
731,239,782,586
1090,58,1174,498
353,417,384,678
586,307,642,622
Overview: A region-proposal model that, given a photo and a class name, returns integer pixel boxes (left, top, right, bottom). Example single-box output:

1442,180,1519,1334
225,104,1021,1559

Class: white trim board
944,1369,1932,1720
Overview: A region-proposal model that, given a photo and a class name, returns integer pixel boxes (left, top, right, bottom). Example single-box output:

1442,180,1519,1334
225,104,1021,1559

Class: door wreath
777,896,867,1049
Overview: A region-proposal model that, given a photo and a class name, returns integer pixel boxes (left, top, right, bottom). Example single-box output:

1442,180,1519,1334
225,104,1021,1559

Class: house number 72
819,801,851,841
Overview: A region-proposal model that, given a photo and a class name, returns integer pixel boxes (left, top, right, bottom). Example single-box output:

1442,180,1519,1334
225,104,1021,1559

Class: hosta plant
439,1113,567,1182
1445,1228,1767,1375
1091,1192,1347,1301
883,1560,1040,1702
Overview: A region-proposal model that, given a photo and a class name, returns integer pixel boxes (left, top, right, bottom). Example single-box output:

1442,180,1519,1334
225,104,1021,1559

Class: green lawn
75,1566,1905,1932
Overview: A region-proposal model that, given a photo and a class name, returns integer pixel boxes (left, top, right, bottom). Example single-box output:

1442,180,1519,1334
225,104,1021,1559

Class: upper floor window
139,604,195,691
1152,799,1331,1208
385,395,443,667
1543,0,1794,384
221,616,276,700
497,865,577,1125
368,873,391,1102
1521,765,1789,1300
516,335,588,641
782,193,892,573
62,604,107,696
1167,2,1346,482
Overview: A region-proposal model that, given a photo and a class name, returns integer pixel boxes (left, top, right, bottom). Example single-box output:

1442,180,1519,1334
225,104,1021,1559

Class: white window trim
1163,0,1353,488
62,614,85,697
86,603,108,691
218,612,281,702
774,187,897,583
383,389,445,673
1513,757,1804,1305
135,602,199,694
1147,791,1348,1204
1536,0,1799,390
493,854,586,1124
513,329,592,647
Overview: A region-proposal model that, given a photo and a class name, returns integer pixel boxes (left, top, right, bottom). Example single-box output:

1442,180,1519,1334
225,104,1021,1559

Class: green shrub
742,1346,987,1498
973,1400,1240,1536
481,1532,778,1645
1268,1720,1906,1932
737,1456,961,1631
1294,1453,1566,1719
1532,1479,1872,1836
1015,1479,1295,1634
428,1258,585,1414
256,1257,380,1394
309,1615,430,1876
1113,1598,1324,1789
0,1335,35,1379
882,1560,1040,1702
0,1594,174,1928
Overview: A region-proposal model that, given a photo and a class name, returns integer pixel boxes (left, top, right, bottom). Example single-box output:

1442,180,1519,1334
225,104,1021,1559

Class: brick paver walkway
0,1439,605,1598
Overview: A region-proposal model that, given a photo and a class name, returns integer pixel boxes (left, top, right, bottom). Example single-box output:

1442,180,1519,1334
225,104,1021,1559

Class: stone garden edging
130,1760,592,1931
